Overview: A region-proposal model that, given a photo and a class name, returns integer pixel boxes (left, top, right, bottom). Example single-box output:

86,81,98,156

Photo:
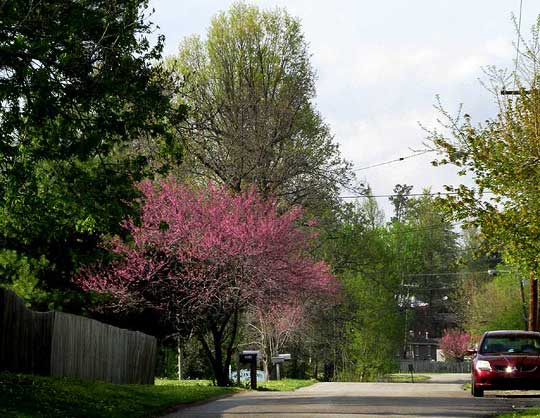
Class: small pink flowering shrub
439,329,471,361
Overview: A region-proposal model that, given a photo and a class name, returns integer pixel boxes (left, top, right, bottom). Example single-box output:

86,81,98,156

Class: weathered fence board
0,288,157,384
399,360,471,373
50,312,157,384
0,289,54,375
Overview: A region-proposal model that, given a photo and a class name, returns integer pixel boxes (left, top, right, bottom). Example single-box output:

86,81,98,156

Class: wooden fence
0,288,156,384
0,288,54,375
399,360,471,373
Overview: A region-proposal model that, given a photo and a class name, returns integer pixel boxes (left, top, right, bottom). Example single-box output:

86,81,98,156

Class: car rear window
480,335,540,354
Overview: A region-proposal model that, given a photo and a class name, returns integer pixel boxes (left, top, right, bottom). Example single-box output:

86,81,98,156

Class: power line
338,191,495,199
353,150,434,172
341,191,461,199
403,271,489,277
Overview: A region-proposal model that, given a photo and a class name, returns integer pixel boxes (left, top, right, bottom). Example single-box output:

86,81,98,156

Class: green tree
389,184,413,223
301,191,461,380
317,197,404,380
465,272,527,336
427,17,540,277
0,0,183,309
340,270,404,381
167,2,352,211
396,191,460,308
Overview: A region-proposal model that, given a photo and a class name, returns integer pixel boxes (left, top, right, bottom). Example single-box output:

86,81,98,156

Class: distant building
404,334,439,361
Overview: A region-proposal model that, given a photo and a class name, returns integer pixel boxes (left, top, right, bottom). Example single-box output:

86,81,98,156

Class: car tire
471,376,484,397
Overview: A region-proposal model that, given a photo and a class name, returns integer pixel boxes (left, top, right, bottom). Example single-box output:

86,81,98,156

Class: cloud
149,0,532,218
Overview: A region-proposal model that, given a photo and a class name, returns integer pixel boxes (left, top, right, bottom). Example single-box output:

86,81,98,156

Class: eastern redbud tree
77,177,337,385
439,329,471,362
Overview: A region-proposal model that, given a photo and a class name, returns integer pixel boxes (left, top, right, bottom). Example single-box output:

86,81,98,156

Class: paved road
164,374,540,418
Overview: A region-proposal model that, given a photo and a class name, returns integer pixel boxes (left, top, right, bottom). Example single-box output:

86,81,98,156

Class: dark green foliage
156,339,214,380
0,0,184,309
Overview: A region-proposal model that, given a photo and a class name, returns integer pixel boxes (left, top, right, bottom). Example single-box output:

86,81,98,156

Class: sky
148,0,540,217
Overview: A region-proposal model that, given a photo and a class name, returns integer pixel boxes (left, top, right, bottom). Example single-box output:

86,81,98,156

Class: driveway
163,373,540,418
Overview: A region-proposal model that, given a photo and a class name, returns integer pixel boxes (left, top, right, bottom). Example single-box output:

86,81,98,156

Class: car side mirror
465,348,477,356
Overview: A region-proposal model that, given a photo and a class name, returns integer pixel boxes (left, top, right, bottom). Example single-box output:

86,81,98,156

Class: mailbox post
271,357,284,380
408,363,414,383
271,353,291,380
236,352,241,387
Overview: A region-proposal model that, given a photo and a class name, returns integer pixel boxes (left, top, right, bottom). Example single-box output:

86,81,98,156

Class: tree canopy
167,2,352,211
0,0,184,308
428,19,540,274
77,177,337,385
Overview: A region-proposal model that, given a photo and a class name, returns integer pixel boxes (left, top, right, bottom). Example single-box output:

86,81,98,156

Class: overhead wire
353,150,434,172
338,191,495,199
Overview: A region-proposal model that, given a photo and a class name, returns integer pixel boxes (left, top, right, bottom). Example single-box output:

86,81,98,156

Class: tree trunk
263,358,269,381
197,310,240,387
177,337,183,380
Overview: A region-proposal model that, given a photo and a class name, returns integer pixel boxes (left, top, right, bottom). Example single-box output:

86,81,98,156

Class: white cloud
149,0,539,218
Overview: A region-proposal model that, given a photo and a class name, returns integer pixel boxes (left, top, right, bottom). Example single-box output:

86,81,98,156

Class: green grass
0,373,239,418
257,378,316,391
497,408,540,417
379,373,431,383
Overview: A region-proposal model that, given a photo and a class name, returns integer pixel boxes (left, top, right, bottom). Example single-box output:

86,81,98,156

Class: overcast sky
148,0,540,217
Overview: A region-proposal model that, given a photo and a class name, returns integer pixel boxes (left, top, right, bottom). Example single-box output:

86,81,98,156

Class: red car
470,330,540,397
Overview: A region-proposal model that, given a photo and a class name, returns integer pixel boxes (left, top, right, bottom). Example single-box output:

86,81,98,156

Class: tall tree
77,177,337,386
389,184,413,223
388,191,460,341
167,2,352,211
464,271,527,336
427,17,540,280
247,300,306,379
316,197,405,380
0,0,183,307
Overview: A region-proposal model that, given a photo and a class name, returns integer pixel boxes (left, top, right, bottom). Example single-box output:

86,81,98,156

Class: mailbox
239,350,260,362
237,350,260,389
273,353,292,381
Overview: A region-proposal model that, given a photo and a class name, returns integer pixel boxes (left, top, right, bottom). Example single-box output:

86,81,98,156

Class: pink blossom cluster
76,177,337,327
439,329,471,361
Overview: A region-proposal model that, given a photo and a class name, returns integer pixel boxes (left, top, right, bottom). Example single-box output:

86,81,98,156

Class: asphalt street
164,374,540,418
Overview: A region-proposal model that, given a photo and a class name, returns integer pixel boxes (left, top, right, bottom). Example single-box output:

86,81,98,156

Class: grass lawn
257,378,316,391
0,373,239,418
379,373,431,383
497,408,540,417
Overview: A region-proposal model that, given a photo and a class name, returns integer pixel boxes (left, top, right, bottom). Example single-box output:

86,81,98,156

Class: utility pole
529,273,539,332
519,279,528,330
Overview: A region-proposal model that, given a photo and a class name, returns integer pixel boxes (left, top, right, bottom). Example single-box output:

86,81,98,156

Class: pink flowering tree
439,329,471,362
76,177,337,386
248,300,306,379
